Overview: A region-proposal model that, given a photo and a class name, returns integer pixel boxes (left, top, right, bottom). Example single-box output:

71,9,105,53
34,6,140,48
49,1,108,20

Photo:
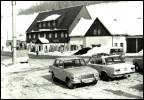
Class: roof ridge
38,5,84,14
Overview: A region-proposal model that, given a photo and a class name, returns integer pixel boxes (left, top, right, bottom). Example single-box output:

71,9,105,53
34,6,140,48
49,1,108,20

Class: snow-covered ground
1,56,143,99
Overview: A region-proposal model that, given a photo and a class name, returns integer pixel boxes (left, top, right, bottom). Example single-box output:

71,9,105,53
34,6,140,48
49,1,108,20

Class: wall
85,36,112,47
113,36,127,53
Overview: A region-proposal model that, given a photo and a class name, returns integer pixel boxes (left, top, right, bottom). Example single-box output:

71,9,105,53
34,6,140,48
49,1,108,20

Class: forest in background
18,1,119,15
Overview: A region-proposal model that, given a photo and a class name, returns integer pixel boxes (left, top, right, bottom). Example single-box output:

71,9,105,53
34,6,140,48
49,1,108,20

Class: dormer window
43,22,46,28
39,23,42,28
53,21,56,27
48,22,50,27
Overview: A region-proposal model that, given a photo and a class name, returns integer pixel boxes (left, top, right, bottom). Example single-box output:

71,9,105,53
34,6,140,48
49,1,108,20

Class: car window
95,58,103,64
54,60,59,67
105,56,125,64
89,57,103,64
63,59,86,69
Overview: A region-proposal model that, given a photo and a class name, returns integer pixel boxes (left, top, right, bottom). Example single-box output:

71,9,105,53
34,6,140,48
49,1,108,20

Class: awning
35,38,49,44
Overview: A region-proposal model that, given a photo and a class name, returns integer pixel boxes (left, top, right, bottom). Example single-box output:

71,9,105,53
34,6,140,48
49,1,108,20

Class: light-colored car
87,55,135,81
133,57,143,72
49,57,99,89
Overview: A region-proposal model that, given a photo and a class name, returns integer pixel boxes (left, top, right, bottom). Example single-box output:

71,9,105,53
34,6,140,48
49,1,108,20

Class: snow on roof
86,1,143,36
38,37,49,44
70,17,94,37
43,14,60,21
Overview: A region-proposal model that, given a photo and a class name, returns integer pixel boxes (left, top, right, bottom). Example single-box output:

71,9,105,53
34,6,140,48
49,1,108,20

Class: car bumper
71,77,99,84
112,71,135,78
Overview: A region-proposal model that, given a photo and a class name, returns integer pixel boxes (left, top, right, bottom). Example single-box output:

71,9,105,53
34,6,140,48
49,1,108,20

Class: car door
88,57,104,73
53,60,64,80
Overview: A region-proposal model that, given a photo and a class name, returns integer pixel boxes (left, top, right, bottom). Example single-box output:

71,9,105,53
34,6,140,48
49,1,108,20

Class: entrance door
39,45,41,51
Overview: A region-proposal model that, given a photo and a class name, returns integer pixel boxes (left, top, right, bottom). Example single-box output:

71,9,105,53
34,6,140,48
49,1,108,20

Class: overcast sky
1,1,41,17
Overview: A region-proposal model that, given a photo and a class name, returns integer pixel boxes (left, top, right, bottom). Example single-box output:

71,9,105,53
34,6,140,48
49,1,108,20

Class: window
65,33,68,38
38,34,40,38
61,32,64,38
33,34,35,38
98,29,101,35
120,43,123,47
93,29,97,35
55,33,57,38
48,22,50,27
44,33,46,38
49,33,52,38
29,34,31,39
53,21,55,27
115,43,118,47
39,23,42,28
43,22,46,28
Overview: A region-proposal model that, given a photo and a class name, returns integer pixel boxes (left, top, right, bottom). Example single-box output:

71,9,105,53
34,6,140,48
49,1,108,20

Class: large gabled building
26,1,143,53
69,1,143,53
26,5,91,52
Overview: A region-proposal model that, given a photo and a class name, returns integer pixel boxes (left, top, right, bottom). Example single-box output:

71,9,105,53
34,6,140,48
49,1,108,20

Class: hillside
18,1,118,15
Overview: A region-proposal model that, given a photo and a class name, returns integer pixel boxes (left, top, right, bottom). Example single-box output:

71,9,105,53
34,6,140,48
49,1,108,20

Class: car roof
92,54,121,58
102,55,121,58
56,56,83,61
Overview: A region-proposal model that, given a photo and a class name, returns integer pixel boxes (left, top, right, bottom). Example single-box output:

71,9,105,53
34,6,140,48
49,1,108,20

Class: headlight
115,69,120,72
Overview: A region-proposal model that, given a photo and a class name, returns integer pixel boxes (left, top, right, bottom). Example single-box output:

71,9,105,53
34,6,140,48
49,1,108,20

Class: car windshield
63,59,86,69
105,56,125,64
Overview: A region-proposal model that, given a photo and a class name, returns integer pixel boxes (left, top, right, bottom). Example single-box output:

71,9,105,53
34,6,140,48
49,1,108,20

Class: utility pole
12,1,16,64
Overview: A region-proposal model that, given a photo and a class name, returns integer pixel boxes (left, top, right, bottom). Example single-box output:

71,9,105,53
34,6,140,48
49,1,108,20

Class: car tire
91,80,98,85
66,79,76,89
100,72,109,81
52,73,57,82
135,64,140,72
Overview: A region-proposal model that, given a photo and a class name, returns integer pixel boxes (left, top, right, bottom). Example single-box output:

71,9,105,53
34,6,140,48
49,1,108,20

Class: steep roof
70,17,94,37
86,1,143,36
26,5,83,33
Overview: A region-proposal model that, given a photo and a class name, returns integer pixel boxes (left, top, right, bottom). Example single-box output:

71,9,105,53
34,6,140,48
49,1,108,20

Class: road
1,55,143,99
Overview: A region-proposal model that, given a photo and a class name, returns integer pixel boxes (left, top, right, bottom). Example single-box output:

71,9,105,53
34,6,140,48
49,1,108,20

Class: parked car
110,47,124,56
49,57,99,89
133,57,143,72
87,54,135,81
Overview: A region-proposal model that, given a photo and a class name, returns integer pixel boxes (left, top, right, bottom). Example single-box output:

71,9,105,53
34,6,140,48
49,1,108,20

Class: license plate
82,79,93,83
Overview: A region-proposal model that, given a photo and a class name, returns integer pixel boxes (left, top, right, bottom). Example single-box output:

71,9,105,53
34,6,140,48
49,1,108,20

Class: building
26,5,92,53
69,1,143,53
26,1,143,53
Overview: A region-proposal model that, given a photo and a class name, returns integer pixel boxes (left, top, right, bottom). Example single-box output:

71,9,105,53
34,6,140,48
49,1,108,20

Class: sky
1,1,41,17
1,1,41,42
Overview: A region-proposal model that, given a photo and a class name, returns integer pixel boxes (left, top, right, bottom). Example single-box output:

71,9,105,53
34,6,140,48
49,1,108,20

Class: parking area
1,56,143,99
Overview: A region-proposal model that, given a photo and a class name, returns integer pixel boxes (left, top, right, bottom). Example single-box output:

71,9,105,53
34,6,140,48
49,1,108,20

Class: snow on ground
82,46,110,56
1,55,143,99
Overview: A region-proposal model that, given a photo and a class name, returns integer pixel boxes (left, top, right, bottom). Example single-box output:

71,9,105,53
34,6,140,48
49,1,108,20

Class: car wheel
135,64,140,72
52,73,57,82
101,72,109,81
66,79,76,89
91,79,98,85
